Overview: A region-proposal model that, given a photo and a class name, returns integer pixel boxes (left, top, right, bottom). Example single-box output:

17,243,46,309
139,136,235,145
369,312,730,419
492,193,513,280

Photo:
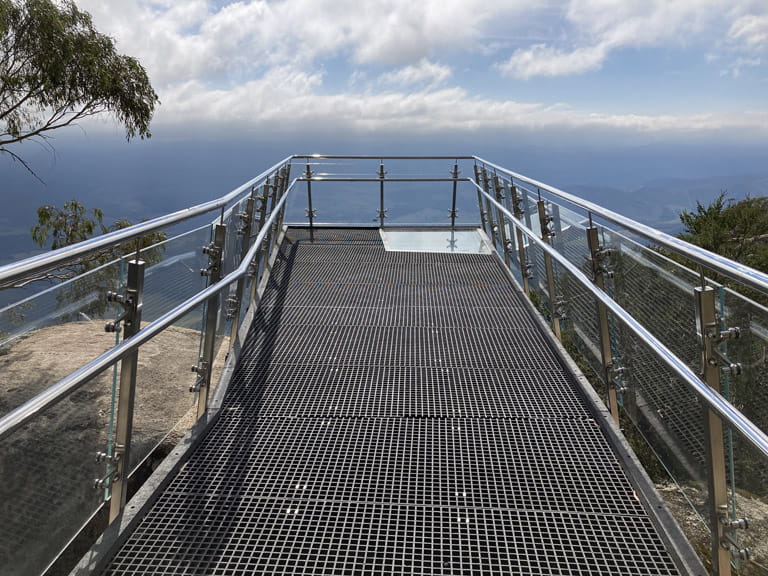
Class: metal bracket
93,450,122,490
448,209,458,219
522,261,533,280
555,297,568,319
376,209,388,220
708,327,742,374
225,295,239,320
104,290,136,333
717,508,751,560
541,212,556,239
190,359,209,392
235,211,250,236
305,208,317,218
200,241,223,277
608,366,629,392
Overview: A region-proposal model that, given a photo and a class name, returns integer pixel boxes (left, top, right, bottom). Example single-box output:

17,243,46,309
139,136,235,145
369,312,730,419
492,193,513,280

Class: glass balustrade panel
0,374,111,576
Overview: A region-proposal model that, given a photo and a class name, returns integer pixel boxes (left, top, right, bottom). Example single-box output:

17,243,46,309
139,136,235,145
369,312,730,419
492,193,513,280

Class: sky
2,0,768,269
69,0,768,142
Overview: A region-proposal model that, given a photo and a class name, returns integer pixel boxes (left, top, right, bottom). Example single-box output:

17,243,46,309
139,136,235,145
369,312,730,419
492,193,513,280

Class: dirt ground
0,321,227,576
656,482,768,574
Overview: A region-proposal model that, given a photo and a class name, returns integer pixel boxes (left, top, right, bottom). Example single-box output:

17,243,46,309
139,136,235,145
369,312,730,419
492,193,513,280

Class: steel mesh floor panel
103,499,678,576
160,417,642,515
260,281,523,308
267,259,515,286
223,365,592,419
240,325,563,370
285,228,384,244
251,305,538,331
98,228,683,575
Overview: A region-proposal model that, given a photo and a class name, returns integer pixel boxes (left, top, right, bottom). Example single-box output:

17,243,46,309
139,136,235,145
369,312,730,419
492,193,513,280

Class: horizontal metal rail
293,155,475,160
0,179,296,442
298,177,470,182
0,156,293,289
474,155,768,296
472,178,768,460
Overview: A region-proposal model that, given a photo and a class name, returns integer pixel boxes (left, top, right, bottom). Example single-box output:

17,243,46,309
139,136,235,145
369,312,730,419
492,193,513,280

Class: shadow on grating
98,228,683,575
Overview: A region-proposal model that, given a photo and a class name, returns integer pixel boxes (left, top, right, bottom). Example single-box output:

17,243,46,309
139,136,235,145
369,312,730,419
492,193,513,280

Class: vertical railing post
537,198,561,341
193,223,226,420
275,164,290,234
449,162,459,229
227,194,255,348
378,161,387,227
587,224,620,425
480,167,499,249
104,259,144,522
492,173,512,269
247,177,271,307
695,286,733,576
509,184,530,296
473,165,488,237
304,163,315,242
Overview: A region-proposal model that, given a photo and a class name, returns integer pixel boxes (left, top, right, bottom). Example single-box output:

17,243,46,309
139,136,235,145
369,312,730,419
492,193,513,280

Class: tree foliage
32,199,107,250
679,191,768,273
0,0,158,161
22,199,166,287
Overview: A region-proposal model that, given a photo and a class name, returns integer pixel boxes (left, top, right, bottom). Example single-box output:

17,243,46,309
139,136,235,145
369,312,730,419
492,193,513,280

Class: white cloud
728,14,768,51
497,0,763,79
69,0,768,141
146,72,768,138
498,43,608,79
379,60,452,88
76,0,527,85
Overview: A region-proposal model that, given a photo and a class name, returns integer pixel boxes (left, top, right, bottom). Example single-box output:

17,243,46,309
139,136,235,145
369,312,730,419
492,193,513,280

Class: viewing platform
0,156,766,576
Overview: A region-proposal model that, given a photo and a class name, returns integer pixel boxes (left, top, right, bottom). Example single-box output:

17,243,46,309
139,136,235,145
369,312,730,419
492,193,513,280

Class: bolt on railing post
449,162,459,229
587,225,620,425
695,285,733,576
378,162,387,227
473,165,489,237
538,199,561,341
195,223,226,420
228,195,255,348
509,184,530,296
304,163,315,242
107,258,145,523
492,174,512,269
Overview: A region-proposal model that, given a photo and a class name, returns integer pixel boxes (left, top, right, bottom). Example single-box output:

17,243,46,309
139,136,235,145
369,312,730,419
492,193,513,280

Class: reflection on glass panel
0,258,128,414
602,226,701,370
717,287,768,575
141,225,210,324
311,180,378,225
0,375,109,576
385,181,458,226
558,263,604,387
128,302,204,474
612,315,714,550
724,429,768,574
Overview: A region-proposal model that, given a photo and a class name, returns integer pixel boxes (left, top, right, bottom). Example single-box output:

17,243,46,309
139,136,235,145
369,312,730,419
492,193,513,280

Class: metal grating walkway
98,228,684,575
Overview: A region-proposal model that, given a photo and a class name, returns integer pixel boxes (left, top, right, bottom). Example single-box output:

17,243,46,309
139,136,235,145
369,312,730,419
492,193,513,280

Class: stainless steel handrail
472,178,768,459
473,155,768,296
0,179,296,442
0,155,293,289
293,155,475,160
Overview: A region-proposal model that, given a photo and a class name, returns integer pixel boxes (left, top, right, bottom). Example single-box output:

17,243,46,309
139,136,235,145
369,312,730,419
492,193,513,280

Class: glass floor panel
380,228,492,254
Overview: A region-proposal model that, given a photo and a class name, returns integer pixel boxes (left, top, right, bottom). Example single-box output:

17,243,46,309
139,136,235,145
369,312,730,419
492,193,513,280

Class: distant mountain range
567,173,768,234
